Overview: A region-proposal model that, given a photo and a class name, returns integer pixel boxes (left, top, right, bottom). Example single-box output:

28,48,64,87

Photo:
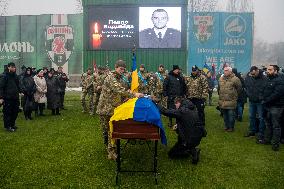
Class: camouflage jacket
81,73,94,93
138,71,149,93
96,71,133,116
185,74,209,99
147,74,163,98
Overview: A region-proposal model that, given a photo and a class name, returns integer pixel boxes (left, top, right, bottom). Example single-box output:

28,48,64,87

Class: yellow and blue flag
131,53,139,92
109,98,167,145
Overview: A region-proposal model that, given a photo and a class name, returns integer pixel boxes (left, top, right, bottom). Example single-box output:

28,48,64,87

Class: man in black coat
163,65,187,127
158,97,205,164
262,65,284,151
0,62,22,132
244,66,267,139
56,66,69,110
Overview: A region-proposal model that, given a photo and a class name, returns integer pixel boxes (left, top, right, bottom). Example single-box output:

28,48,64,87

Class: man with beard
244,66,267,140
262,65,284,151
163,65,187,128
0,62,22,132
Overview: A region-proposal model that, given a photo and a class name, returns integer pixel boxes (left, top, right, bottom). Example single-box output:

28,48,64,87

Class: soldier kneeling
158,97,206,164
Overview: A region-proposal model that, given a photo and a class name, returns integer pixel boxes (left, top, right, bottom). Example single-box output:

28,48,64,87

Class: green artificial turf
0,92,283,188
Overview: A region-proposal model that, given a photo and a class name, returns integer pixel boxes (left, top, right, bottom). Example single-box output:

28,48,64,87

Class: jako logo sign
224,15,246,38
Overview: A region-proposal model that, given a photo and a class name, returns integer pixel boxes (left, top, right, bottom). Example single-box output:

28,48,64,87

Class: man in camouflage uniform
138,64,149,94
147,72,163,101
122,69,131,90
96,60,143,160
185,65,209,127
155,64,167,107
81,68,94,115
93,67,106,113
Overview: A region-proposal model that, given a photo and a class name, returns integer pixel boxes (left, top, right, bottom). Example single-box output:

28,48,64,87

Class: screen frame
85,4,187,50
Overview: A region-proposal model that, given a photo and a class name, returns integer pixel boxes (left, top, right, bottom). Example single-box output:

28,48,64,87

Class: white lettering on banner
224,38,246,46
220,57,235,63
9,42,17,52
206,56,218,63
27,42,34,52
0,42,35,53
205,56,235,64
197,48,245,55
0,43,9,52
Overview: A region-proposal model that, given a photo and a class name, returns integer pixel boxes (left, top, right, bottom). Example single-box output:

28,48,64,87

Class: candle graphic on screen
92,22,101,48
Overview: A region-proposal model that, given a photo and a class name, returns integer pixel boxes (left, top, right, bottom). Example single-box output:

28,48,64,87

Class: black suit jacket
139,28,181,48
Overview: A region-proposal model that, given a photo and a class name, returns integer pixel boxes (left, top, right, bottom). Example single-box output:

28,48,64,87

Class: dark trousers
59,92,65,108
3,99,19,129
208,91,213,106
168,136,198,159
167,96,176,126
35,103,45,115
51,108,60,115
264,107,284,146
223,109,235,129
190,98,206,127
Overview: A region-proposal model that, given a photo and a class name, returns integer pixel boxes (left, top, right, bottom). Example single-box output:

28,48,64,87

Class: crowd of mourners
0,63,69,130
79,60,284,162
1,60,284,163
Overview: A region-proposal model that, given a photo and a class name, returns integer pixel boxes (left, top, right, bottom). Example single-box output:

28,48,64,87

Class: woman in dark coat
46,71,61,115
21,67,36,120
158,97,206,164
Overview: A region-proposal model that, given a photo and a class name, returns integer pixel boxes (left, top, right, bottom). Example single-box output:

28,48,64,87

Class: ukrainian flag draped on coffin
109,98,167,145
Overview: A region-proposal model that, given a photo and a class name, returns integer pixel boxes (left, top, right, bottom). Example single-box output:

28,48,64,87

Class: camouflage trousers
99,115,117,159
81,91,94,114
93,92,100,113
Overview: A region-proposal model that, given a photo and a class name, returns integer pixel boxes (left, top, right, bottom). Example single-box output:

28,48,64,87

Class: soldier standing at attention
147,72,163,101
185,65,209,127
155,64,167,106
96,60,143,160
93,67,107,113
138,64,149,94
81,68,94,115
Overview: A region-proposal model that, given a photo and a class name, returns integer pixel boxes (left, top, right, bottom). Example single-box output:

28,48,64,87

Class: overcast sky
3,0,284,44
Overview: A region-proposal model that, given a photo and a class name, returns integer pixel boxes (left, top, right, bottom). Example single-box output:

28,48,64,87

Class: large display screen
86,6,184,50
87,6,138,50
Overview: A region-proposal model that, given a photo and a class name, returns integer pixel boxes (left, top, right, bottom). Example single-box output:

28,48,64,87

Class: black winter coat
57,72,69,93
46,76,61,109
21,75,36,98
159,100,205,147
263,74,284,107
163,71,187,98
0,72,21,100
244,72,267,103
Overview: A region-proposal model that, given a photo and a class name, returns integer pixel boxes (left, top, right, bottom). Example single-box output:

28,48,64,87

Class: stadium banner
188,12,253,74
0,14,83,74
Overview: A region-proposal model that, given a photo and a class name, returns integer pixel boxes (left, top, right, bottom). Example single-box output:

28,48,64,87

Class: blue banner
188,12,253,75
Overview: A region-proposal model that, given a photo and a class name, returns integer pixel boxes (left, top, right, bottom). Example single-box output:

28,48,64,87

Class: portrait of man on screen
139,7,181,48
